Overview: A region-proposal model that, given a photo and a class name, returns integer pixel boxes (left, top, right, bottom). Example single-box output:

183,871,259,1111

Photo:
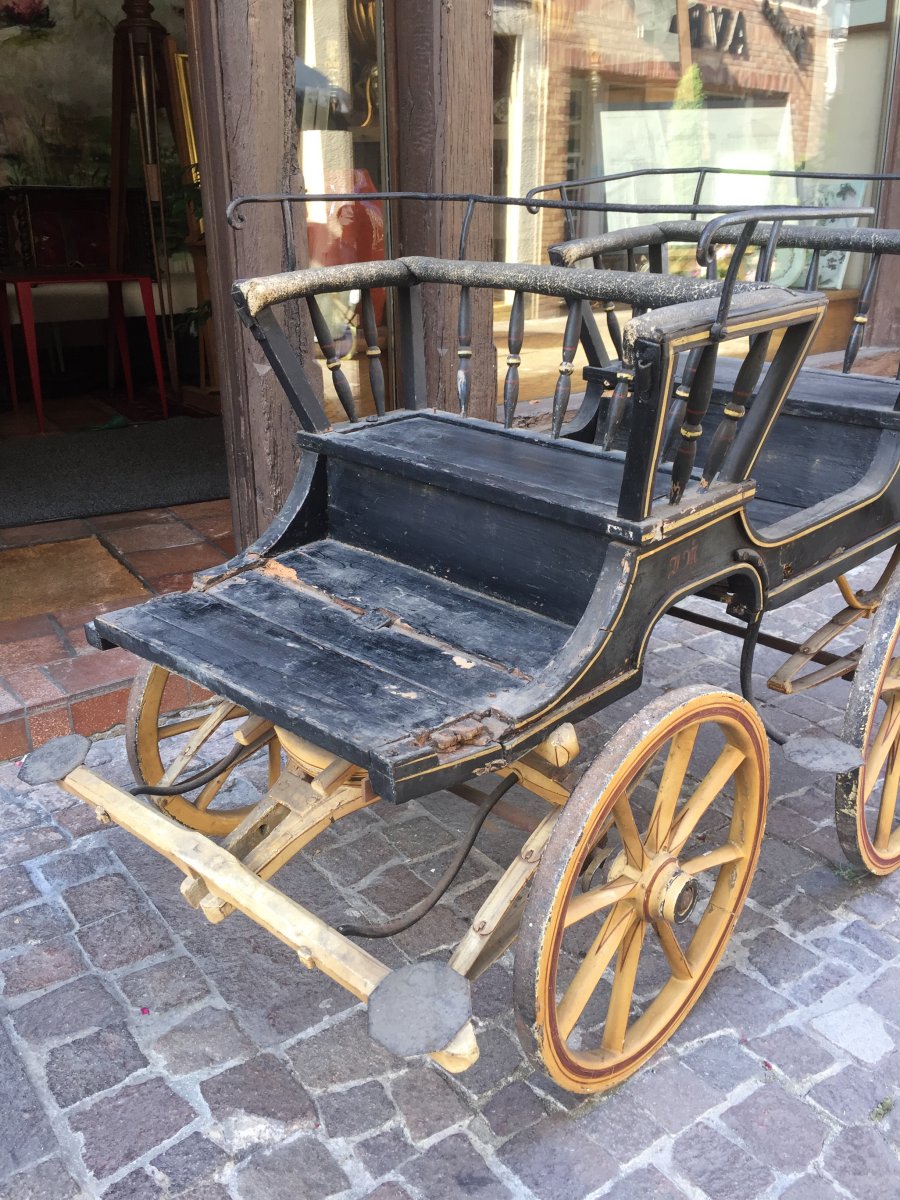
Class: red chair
0,186,168,432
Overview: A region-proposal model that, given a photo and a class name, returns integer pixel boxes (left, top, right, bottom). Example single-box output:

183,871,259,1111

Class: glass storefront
491,0,898,403
294,0,388,418
494,0,896,253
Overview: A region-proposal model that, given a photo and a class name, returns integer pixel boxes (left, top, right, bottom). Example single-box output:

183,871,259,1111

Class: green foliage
673,65,704,110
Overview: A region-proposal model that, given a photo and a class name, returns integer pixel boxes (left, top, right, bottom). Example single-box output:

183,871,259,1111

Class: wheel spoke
193,733,277,811
874,740,900,849
864,696,900,799
157,716,212,740
564,878,638,928
557,902,635,1039
613,794,647,869
601,919,646,1053
645,725,699,853
680,842,745,875
161,700,242,786
653,919,693,980
669,743,745,854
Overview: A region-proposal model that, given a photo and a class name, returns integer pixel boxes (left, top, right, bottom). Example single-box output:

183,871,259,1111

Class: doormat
0,416,229,526
0,537,149,620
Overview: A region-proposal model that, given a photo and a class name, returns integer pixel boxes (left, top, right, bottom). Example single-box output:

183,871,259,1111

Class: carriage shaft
57,765,479,1069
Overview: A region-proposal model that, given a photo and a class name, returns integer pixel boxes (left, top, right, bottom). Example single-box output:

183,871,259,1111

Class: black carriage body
87,254,900,803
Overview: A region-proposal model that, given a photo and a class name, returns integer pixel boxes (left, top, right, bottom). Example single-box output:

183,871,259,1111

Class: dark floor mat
0,416,228,525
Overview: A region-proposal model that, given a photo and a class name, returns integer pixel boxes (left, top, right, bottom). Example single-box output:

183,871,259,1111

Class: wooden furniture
0,186,168,432
22,218,900,1099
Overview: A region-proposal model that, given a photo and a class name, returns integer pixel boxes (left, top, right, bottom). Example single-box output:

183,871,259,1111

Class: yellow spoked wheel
836,566,900,874
514,685,768,1095
126,663,281,835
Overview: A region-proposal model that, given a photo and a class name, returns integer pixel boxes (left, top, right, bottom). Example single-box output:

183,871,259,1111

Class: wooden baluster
360,289,385,416
457,286,472,416
598,369,633,451
551,300,582,439
844,254,880,374
663,251,717,460
503,291,524,428
307,295,356,420
669,342,718,504
700,332,768,488
604,299,624,361
804,249,820,291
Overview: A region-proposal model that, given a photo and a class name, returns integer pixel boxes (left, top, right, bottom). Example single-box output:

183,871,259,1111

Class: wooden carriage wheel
514,686,768,1094
836,563,900,874
126,663,281,835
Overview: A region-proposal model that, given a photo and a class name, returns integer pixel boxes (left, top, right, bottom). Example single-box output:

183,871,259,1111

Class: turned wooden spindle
360,289,385,416
843,254,880,374
804,249,821,291
669,342,719,504
551,300,582,439
700,332,768,488
603,299,624,361
456,286,473,416
663,250,718,460
307,295,356,420
598,370,633,451
503,291,525,428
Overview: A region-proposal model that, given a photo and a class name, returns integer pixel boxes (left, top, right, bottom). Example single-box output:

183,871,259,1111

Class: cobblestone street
2,560,900,1199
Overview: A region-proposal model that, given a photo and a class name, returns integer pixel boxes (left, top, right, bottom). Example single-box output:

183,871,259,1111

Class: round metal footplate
18,735,91,786
368,961,472,1057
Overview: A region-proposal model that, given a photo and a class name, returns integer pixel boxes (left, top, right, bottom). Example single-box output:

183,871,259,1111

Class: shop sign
761,0,810,63
670,5,750,58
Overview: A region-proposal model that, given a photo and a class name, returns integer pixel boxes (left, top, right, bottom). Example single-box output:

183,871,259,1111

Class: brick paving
1,558,900,1198
0,500,232,759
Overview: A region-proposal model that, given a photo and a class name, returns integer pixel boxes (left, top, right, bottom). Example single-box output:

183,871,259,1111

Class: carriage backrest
232,256,825,531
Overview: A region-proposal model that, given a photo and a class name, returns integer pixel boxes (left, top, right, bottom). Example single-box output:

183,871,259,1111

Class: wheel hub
606,851,698,925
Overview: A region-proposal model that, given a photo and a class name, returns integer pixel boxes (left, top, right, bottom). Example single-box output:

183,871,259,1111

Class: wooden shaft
62,767,388,1000
457,285,472,416
843,254,880,374
360,290,385,416
503,291,524,428
551,299,582,438
307,295,356,419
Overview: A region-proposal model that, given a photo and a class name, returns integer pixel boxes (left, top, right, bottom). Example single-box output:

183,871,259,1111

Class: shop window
295,0,389,421
492,0,899,404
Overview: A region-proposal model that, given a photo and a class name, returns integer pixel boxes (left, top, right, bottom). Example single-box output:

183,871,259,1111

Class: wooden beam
386,0,495,419
184,0,320,547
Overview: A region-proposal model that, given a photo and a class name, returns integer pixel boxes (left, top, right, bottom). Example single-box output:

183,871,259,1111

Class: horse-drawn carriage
21,176,900,1095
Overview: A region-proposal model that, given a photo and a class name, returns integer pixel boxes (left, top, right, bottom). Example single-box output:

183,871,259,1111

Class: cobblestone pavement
2,559,900,1200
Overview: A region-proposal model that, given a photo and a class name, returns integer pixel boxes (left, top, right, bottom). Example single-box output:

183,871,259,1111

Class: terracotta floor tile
0,683,23,721
71,686,130,736
88,508,179,532
104,522,205,554
0,634,70,674
0,614,57,643
28,706,72,745
45,647,137,694
146,573,196,595
3,668,65,711
0,519,93,546
181,514,234,542
169,499,231,521
0,717,29,761
54,598,135,632
127,543,227,579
